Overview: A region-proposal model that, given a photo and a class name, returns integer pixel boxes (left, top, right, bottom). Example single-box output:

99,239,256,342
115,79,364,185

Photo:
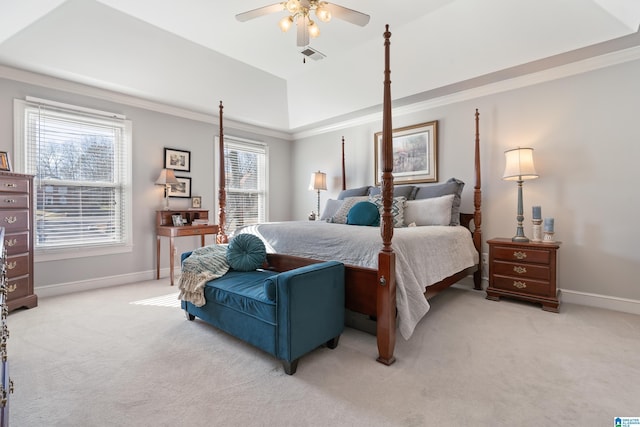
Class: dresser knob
513,251,527,260
513,266,527,274
6,262,15,270
512,281,527,289
3,199,16,204
3,183,17,188
6,284,16,293
4,239,17,247
3,217,17,224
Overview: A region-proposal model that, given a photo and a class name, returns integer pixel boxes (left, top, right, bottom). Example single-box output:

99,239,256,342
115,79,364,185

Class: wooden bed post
341,136,346,191
216,101,228,244
473,109,483,290
376,25,397,366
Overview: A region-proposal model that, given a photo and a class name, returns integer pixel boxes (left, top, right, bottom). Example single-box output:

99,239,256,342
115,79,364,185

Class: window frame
214,135,268,235
13,98,133,261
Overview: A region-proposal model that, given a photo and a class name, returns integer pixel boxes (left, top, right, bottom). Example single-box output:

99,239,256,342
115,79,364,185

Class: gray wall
0,75,292,290
292,58,640,307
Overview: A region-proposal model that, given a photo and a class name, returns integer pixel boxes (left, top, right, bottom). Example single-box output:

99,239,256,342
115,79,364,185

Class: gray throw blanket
178,244,229,307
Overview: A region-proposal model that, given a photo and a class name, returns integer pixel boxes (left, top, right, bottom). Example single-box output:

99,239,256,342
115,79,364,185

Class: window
14,98,132,258
216,136,268,235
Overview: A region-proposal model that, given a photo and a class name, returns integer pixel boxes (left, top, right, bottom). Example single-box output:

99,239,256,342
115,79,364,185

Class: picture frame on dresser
0,152,10,172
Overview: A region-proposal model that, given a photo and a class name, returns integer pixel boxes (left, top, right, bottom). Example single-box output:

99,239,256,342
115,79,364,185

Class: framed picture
171,214,184,226
374,120,438,185
0,151,11,172
168,176,191,198
164,148,190,172
191,196,202,209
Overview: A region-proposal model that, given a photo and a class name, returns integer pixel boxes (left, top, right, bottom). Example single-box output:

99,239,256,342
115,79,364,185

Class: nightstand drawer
492,275,551,297
493,260,550,281
492,246,550,264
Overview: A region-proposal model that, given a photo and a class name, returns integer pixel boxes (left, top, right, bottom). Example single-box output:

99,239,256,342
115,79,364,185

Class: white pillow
403,194,455,226
320,199,343,220
329,196,369,224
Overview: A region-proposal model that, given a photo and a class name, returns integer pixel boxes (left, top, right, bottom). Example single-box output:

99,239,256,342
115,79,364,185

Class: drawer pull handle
513,281,527,289
4,239,16,247
513,266,527,274
3,183,17,188
6,284,16,293
6,262,15,270
3,199,16,204
513,251,527,260
3,217,17,224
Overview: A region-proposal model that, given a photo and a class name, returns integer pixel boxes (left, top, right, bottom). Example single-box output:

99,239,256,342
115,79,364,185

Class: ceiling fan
236,0,370,47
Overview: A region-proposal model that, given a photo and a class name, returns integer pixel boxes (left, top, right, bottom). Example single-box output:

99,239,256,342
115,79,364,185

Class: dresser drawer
492,246,550,264
0,177,30,194
492,275,551,297
493,260,550,281
0,194,29,209
6,253,30,278
0,210,30,232
6,276,30,301
4,231,29,255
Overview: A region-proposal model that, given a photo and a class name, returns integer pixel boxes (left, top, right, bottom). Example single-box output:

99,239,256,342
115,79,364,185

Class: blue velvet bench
180,251,345,375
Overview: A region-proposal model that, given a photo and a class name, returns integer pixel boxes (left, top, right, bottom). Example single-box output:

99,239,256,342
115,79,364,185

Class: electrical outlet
482,252,488,265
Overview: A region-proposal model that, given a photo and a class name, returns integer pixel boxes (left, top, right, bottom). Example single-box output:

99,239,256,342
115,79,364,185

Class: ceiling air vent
300,47,326,61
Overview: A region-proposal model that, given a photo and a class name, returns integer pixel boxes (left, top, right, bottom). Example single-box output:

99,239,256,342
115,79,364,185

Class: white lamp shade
503,147,539,181
155,168,179,185
308,171,327,191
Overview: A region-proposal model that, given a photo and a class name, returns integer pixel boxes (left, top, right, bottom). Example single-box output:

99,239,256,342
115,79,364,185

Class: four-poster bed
213,25,482,364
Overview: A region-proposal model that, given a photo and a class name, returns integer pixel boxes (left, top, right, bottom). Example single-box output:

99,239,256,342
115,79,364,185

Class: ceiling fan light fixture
315,3,332,22
308,20,320,38
285,0,301,14
279,15,294,32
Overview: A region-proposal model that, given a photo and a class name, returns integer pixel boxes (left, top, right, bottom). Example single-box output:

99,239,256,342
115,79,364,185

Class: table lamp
155,168,179,210
502,147,538,242
308,170,327,219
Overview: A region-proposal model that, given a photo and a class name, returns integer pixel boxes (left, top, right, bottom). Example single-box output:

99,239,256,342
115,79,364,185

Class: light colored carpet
7,279,640,426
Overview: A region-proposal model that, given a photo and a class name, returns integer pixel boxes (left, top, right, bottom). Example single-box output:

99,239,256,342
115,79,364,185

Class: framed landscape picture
374,120,438,185
168,176,191,198
164,148,190,172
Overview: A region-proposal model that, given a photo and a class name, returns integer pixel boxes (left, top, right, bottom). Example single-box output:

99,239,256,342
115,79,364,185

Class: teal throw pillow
347,201,380,226
226,234,266,271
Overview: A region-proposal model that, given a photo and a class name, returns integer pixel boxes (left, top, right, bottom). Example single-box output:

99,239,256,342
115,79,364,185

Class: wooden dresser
486,238,560,312
0,172,37,312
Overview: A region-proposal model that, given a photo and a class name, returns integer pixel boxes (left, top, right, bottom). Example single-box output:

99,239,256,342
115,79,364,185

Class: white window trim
13,98,133,262
213,135,269,231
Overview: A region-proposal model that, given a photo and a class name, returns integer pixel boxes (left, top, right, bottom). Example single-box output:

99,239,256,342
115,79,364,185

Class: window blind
21,100,132,251
223,138,267,234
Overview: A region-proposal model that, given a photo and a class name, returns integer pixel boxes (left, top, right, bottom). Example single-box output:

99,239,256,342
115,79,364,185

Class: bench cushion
204,270,277,324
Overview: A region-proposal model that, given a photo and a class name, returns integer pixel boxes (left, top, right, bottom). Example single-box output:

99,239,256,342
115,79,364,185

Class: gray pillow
320,199,343,220
413,178,465,226
368,185,416,200
337,186,371,200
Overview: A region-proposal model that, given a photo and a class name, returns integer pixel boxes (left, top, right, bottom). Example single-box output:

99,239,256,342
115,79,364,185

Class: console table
156,210,218,286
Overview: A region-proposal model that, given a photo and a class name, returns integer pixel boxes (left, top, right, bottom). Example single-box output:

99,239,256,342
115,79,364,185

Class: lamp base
512,235,530,243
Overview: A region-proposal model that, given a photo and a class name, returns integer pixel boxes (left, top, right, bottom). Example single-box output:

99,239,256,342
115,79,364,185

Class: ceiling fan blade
324,3,370,26
236,3,284,22
296,14,309,47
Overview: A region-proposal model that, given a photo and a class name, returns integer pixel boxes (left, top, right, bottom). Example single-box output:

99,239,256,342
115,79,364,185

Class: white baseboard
559,289,640,316
35,268,174,299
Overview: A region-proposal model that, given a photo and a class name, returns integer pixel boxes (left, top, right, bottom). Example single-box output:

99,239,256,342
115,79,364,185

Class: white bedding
234,221,478,339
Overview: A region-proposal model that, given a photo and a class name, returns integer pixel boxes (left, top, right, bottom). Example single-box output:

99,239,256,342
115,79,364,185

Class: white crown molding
0,64,293,141
292,44,640,140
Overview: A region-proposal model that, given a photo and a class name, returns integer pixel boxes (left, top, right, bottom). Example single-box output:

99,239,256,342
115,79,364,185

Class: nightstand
485,238,560,312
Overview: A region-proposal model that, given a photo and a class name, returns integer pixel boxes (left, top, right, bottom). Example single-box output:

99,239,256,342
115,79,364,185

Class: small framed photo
168,176,191,198
171,214,184,226
164,148,190,172
191,196,202,209
0,152,11,172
